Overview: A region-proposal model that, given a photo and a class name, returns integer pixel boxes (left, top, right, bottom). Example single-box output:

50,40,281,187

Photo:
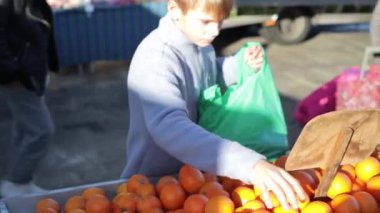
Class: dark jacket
0,0,59,95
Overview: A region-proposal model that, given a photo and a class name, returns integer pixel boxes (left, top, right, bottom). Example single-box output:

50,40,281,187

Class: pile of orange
35,147,380,213
35,186,111,213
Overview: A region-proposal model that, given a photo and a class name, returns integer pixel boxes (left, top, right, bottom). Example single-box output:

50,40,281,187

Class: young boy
121,0,306,209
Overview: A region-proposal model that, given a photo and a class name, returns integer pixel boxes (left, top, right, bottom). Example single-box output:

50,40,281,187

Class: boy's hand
249,160,307,210
244,45,264,71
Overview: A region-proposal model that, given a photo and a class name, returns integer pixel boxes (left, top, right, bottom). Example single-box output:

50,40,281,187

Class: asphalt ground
0,23,371,190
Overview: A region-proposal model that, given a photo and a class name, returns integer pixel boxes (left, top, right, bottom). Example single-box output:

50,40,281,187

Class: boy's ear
167,0,182,21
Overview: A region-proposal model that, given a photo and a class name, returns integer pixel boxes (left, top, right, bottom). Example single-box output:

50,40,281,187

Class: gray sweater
121,15,266,183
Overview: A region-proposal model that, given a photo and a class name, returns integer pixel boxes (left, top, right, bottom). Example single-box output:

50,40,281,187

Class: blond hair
173,0,234,20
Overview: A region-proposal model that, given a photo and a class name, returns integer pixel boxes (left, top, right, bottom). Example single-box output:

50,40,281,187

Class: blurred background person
0,0,58,198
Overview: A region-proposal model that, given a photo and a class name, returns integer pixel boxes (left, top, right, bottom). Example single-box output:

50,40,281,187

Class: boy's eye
200,20,222,26
200,20,209,25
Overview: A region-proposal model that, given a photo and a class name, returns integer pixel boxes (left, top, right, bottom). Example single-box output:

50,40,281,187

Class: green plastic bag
198,42,288,161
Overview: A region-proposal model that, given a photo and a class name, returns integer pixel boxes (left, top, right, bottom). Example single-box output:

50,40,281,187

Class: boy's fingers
253,46,262,58
247,63,261,70
250,168,274,209
245,48,253,55
246,54,263,63
265,170,295,210
247,58,263,69
260,187,274,209
261,177,291,210
271,186,291,210
247,46,260,56
251,57,263,63
282,171,307,201
247,50,263,61
274,177,298,209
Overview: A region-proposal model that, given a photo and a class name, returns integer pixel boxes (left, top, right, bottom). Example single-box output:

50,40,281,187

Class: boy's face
176,8,224,47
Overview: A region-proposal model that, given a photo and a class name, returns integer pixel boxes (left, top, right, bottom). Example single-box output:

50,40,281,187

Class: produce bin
0,179,127,213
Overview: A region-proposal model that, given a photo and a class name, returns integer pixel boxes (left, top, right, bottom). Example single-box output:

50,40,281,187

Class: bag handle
360,46,380,79
237,42,267,85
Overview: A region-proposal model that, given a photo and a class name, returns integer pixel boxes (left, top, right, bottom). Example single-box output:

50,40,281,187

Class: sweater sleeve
129,41,266,183
216,55,237,86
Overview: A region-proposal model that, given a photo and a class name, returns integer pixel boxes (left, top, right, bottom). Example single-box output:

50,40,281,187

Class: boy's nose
208,22,221,37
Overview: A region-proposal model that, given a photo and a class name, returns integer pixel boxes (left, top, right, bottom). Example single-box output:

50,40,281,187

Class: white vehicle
224,0,377,44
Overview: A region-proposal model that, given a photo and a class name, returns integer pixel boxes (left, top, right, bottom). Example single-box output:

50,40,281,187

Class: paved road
0,25,371,190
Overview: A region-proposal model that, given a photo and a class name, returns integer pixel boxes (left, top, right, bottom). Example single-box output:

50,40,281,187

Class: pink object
336,65,380,110
294,76,338,126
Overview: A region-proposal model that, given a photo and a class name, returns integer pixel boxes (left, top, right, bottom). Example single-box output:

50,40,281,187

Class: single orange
297,193,310,210
302,201,332,213
35,198,61,213
140,207,164,213
240,199,266,211
116,182,128,194
155,175,178,195
205,195,235,213
218,176,230,183
253,186,261,197
330,193,360,213
137,183,156,197
255,186,299,209
220,178,236,194
127,174,150,193
272,206,299,213
159,183,186,211
166,209,186,213
326,171,352,199
258,191,280,208
206,188,230,198
273,155,288,169
38,208,59,213
352,190,379,213
64,195,85,212
233,179,248,188
234,209,256,213
66,208,86,213
183,194,208,213
203,171,218,182
365,174,380,202
85,194,112,213
178,164,206,194
199,181,224,197
231,186,256,207
355,156,380,183
137,195,162,212
256,194,309,211
352,178,366,192
303,168,322,185
81,187,106,200
251,210,271,213
339,164,356,182
112,192,140,212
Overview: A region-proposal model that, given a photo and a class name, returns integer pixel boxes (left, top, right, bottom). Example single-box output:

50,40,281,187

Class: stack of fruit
35,147,380,213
